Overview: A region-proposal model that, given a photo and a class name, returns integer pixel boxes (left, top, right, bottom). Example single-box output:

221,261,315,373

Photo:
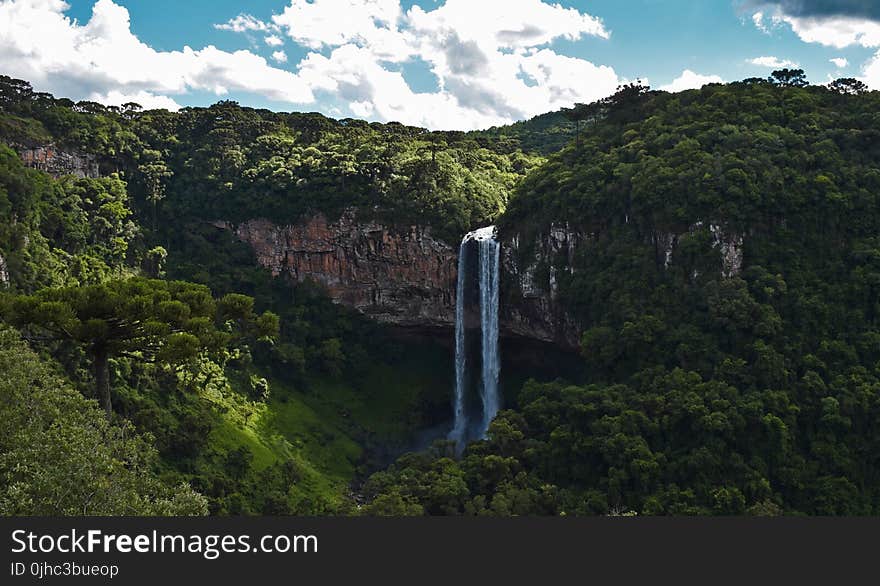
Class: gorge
7,71,879,517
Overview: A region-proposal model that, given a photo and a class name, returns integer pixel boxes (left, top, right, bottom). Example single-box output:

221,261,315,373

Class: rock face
19,145,99,178
221,212,584,346
708,223,744,278
222,211,744,350
217,211,458,327
499,219,745,348
500,224,584,348
655,222,744,278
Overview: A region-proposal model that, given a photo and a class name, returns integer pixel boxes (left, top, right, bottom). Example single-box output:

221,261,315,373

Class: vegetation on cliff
0,74,544,244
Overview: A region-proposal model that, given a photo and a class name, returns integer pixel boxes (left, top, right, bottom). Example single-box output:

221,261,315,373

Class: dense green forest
3,70,880,515
364,73,880,515
0,73,538,514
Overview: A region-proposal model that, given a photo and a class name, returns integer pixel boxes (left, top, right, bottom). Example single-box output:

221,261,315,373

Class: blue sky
2,0,880,129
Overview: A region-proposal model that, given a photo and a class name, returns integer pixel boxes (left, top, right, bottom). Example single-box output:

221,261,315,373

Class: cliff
218,211,582,345
215,211,458,328
500,223,584,348
220,212,743,350
19,145,99,178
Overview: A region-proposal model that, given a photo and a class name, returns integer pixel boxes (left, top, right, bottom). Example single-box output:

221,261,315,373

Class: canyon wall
499,223,584,348
19,145,100,178
221,211,743,350
215,211,458,328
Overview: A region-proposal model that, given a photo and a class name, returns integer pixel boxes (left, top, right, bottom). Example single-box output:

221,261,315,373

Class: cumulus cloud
214,14,274,33
0,0,623,129
748,55,799,67
265,34,284,47
781,15,880,47
746,1,880,47
273,0,620,128
88,89,182,111
659,70,723,92
830,56,849,68
0,0,314,109
272,0,412,59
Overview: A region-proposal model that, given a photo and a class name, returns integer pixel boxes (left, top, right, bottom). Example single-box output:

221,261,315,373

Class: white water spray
449,226,501,448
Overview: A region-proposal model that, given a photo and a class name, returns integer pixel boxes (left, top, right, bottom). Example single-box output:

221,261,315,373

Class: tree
770,68,808,87
561,104,588,149
143,246,167,278
1,278,278,418
829,78,868,95
138,149,172,231
0,74,34,105
0,326,208,515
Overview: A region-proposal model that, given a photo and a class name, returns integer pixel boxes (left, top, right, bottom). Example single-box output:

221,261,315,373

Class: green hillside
5,71,880,516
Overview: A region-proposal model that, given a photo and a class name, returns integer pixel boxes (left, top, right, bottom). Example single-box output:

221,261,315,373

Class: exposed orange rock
219,210,458,328
218,210,584,348
19,145,99,178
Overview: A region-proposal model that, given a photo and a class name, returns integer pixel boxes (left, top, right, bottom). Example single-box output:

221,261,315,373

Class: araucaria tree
1,278,279,417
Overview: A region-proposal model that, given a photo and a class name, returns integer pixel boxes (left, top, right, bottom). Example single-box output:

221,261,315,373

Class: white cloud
752,11,771,33
0,0,313,107
859,51,880,89
214,14,274,33
88,89,182,111
405,0,609,47
748,55,799,68
750,9,880,48
783,15,880,48
297,43,512,129
278,0,619,128
0,0,623,130
272,0,412,59
830,57,849,68
659,70,723,92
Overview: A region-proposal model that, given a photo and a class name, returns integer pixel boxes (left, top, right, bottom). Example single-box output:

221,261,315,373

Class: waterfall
449,226,501,448
478,232,501,433
449,237,469,446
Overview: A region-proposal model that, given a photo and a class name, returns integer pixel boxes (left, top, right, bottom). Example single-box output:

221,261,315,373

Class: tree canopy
0,326,207,515
1,278,279,416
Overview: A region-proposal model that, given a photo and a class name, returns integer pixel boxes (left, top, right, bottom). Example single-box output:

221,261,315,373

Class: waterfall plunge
449,226,501,448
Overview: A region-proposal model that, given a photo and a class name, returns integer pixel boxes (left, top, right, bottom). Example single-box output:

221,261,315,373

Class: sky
1,0,880,130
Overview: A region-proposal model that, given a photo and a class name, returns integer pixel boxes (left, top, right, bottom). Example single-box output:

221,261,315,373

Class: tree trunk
93,346,112,419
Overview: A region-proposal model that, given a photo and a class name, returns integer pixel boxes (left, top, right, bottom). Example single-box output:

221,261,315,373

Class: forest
2,69,880,515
